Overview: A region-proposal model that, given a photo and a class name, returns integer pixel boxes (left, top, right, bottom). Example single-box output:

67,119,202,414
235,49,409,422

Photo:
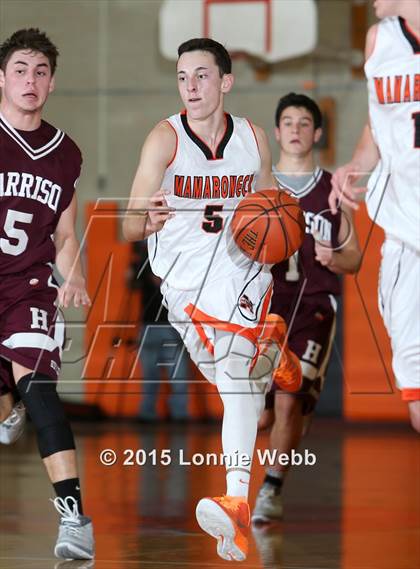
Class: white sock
214,331,264,500
226,469,250,497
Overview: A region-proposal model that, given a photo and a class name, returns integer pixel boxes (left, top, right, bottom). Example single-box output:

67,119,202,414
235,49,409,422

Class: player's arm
54,194,91,308
314,204,362,274
329,24,380,214
251,124,278,190
330,122,380,213
123,122,176,242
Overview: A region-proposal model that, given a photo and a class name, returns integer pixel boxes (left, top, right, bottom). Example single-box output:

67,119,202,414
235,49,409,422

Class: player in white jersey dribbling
329,0,420,432
124,38,302,561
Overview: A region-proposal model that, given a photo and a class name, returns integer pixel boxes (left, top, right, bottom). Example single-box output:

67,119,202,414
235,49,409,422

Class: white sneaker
52,496,95,560
251,484,283,523
0,401,26,444
196,495,250,561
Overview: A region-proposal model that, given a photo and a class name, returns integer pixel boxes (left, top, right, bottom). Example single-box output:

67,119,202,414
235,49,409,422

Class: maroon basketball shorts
0,264,64,393
267,293,337,415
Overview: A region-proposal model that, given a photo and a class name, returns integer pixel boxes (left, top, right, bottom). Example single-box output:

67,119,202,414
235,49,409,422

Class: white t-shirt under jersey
148,111,270,290
365,16,420,251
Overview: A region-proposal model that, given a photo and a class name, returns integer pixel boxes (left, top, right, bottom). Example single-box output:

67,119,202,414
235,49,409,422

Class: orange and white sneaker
196,495,250,561
259,314,302,393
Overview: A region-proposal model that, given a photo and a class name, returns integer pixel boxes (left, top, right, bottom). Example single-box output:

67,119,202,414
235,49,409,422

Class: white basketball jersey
148,112,266,290
365,17,420,251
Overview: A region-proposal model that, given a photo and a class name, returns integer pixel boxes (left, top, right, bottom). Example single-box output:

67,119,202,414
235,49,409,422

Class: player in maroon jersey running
0,29,94,559
252,93,362,524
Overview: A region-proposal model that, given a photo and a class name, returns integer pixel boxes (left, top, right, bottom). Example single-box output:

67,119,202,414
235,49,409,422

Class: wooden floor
0,419,419,569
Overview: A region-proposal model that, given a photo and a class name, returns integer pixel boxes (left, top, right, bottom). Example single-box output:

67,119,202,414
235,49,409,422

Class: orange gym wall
84,202,223,419
343,207,408,422
84,201,140,417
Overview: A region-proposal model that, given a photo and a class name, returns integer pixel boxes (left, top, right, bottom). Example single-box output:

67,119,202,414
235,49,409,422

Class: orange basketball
231,189,305,263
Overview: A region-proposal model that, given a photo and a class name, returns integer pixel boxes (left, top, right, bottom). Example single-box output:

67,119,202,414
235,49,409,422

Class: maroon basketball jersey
0,114,81,275
272,168,341,297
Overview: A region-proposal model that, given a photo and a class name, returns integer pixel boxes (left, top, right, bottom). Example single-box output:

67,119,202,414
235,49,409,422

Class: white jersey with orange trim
148,111,272,291
365,16,420,251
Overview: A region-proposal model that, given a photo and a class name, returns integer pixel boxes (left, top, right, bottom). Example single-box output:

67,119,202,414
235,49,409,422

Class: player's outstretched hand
329,162,366,214
145,190,174,236
58,277,91,308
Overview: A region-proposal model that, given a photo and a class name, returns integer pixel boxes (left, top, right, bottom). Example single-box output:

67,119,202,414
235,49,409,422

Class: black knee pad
17,373,75,458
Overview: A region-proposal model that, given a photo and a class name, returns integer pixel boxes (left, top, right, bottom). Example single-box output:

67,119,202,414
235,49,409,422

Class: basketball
231,189,305,264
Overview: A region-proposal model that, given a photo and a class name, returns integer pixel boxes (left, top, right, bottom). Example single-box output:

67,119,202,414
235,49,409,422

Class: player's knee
408,401,420,434
274,392,302,425
17,373,75,458
409,415,420,434
216,359,251,396
258,408,275,430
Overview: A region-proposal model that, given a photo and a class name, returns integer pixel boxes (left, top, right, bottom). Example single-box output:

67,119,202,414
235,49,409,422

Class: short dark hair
275,92,322,129
0,28,59,74
178,38,232,77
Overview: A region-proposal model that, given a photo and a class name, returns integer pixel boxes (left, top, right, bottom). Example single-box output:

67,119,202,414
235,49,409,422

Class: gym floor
0,419,418,569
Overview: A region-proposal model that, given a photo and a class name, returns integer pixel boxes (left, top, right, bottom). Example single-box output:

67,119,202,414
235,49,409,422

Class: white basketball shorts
378,237,420,400
160,267,272,384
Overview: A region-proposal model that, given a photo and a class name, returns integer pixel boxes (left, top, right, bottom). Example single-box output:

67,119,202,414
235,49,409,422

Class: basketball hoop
203,0,273,54
159,0,318,74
